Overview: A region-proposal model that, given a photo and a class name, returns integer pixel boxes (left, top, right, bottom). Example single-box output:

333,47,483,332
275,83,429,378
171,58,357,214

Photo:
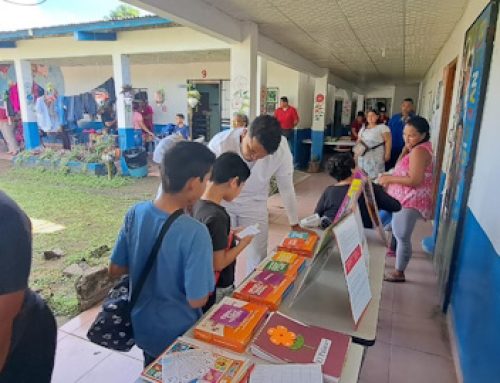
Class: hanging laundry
82,92,97,117
56,95,67,126
9,83,20,113
32,82,45,100
35,96,58,133
96,77,116,103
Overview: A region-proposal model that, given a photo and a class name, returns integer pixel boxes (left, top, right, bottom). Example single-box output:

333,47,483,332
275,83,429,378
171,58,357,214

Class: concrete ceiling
31,50,230,66
201,0,469,84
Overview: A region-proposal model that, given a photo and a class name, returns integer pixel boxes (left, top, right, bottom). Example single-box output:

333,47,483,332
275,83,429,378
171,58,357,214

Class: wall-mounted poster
434,0,498,309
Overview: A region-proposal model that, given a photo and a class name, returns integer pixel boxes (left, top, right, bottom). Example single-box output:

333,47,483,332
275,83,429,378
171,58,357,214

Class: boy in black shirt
192,152,254,312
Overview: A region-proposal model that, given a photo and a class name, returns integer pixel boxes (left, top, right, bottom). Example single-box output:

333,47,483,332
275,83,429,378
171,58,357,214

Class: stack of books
277,230,319,258
233,270,295,311
194,297,268,353
250,312,350,383
256,251,306,278
141,336,253,383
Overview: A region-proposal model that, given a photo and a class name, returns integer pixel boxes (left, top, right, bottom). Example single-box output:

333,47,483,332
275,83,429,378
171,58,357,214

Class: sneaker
386,248,396,257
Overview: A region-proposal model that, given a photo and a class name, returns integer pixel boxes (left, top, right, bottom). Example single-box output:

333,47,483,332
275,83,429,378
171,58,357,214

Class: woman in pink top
379,116,433,282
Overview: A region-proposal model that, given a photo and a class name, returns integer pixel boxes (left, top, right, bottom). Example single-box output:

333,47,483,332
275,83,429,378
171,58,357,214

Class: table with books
136,221,386,383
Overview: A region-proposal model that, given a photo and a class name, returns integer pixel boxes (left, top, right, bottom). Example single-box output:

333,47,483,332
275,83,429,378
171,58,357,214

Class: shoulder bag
87,209,183,351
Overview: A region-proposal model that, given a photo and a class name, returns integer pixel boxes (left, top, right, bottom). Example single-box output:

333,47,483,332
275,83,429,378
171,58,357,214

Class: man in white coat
208,115,300,277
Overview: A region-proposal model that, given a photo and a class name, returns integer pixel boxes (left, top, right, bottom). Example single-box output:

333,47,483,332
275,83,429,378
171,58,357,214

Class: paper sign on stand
333,213,372,325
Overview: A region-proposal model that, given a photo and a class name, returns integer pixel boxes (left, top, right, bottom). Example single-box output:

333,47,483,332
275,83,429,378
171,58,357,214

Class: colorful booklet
250,312,350,383
277,230,319,258
194,297,268,353
256,251,306,278
233,270,295,311
141,336,253,383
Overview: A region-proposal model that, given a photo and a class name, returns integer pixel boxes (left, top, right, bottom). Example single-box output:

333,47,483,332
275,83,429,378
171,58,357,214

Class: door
432,59,457,211
188,82,222,141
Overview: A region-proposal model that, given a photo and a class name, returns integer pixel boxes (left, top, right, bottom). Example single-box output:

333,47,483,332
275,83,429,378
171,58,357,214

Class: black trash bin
123,148,148,177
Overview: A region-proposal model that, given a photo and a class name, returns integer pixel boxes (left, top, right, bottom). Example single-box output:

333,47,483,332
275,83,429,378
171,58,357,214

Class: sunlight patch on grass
31,218,66,234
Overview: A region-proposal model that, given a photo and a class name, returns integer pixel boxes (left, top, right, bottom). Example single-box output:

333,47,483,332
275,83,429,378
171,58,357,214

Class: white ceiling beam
257,35,324,78
124,0,243,43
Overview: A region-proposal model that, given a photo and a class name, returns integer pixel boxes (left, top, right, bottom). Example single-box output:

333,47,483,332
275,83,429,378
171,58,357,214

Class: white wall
61,66,113,95
267,60,299,107
420,0,490,160
61,61,230,124
364,85,396,100
393,84,420,112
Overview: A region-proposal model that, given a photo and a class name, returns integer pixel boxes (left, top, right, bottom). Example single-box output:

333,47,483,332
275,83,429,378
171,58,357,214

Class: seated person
315,152,401,228
171,113,190,140
99,103,117,135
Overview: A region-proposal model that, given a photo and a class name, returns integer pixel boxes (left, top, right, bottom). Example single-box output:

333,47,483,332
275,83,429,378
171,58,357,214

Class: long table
135,229,385,382
302,138,356,147
280,229,386,346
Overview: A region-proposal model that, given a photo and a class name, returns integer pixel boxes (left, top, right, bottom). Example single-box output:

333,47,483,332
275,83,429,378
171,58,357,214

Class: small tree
106,5,140,20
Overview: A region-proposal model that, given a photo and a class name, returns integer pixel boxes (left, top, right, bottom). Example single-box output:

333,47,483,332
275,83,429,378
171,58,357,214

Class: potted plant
307,155,321,173
187,84,201,108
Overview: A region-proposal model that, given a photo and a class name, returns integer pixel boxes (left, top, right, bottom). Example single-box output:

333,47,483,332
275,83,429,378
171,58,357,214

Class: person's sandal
384,271,405,283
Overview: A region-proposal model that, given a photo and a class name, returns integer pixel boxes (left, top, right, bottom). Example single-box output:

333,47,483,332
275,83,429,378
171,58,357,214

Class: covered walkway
49,171,454,383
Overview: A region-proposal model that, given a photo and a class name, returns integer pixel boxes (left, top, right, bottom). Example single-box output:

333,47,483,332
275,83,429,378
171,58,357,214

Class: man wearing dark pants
0,192,57,383
274,96,299,148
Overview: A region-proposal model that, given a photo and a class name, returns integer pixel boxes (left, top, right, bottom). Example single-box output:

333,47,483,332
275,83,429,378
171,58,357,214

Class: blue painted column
14,59,40,150
112,53,134,176
311,72,329,163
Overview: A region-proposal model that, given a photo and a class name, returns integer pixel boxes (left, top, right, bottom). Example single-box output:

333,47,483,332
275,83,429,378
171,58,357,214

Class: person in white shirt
208,115,300,277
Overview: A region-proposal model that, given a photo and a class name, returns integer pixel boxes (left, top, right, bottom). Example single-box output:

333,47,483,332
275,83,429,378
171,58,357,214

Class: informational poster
333,213,372,325
341,99,352,125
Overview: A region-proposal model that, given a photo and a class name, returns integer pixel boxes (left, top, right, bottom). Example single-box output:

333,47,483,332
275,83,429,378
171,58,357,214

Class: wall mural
434,0,498,308
231,75,250,116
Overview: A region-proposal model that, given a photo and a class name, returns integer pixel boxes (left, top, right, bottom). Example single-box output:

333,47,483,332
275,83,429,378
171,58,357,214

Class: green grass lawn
0,166,160,319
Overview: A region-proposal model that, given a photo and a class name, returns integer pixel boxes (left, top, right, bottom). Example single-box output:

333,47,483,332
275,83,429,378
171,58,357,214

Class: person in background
315,153,401,227
0,192,57,382
109,142,216,366
232,112,249,129
193,152,254,312
351,111,366,141
99,103,117,135
378,106,390,125
171,113,190,140
274,96,299,141
208,115,300,277
133,101,155,150
379,116,433,283
0,106,18,155
141,101,155,153
387,98,415,170
153,134,185,199
357,109,392,179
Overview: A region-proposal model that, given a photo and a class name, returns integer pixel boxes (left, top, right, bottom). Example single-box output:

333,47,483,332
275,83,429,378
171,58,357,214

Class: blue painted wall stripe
23,121,39,150
451,207,500,383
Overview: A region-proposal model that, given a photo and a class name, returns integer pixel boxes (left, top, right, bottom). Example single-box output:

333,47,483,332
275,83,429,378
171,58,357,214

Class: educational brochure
141,336,253,383
194,297,268,353
333,213,372,325
250,312,350,383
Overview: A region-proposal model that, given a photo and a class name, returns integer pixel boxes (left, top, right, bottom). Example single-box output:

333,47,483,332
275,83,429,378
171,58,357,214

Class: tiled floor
51,171,457,382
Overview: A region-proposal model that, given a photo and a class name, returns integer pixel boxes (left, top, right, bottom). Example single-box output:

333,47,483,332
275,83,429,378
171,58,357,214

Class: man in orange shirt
274,97,299,142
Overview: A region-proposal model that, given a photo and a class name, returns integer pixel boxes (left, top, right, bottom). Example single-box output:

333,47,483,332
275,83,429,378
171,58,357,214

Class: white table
135,338,364,383
302,138,356,147
280,230,386,346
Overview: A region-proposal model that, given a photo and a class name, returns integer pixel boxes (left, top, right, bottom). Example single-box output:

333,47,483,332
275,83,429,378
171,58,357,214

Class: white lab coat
208,129,298,276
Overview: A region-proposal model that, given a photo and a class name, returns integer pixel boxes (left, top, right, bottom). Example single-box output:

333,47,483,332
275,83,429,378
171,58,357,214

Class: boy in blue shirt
109,141,216,366
192,152,254,312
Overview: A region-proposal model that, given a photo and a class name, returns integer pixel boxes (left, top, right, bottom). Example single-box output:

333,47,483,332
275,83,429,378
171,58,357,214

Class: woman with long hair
379,116,434,282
